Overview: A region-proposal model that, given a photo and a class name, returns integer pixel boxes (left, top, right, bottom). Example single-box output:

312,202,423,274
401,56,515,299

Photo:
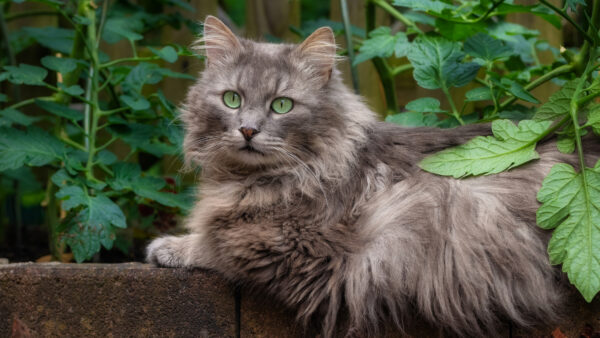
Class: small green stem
60,135,86,151
540,0,593,43
441,84,464,125
5,10,58,21
96,136,118,152
391,64,413,77
371,0,423,34
99,56,160,69
101,106,129,116
340,0,359,93
5,96,48,110
499,64,574,109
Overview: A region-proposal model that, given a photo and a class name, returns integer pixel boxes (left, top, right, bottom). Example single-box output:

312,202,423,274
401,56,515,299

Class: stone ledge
1,263,599,337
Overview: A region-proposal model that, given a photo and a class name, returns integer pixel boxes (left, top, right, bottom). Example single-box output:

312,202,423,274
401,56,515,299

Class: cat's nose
239,127,260,141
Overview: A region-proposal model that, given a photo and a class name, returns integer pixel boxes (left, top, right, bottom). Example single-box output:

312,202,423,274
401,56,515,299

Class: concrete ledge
1,263,599,337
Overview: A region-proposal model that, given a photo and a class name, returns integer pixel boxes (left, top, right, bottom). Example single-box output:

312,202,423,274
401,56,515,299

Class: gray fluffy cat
147,16,597,337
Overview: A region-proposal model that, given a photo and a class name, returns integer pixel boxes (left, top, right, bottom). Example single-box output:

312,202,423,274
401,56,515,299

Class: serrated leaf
534,80,579,121
56,186,126,262
2,64,47,85
501,78,540,104
35,99,83,120
420,119,552,178
58,83,85,96
465,87,493,102
0,127,65,170
393,0,455,14
405,97,446,113
464,33,513,62
353,27,409,66
407,36,480,90
96,150,117,165
537,164,600,302
102,17,143,43
149,46,178,63
584,104,600,134
108,163,189,209
0,108,39,126
41,56,77,74
22,27,74,54
385,112,438,127
435,19,485,41
120,94,150,111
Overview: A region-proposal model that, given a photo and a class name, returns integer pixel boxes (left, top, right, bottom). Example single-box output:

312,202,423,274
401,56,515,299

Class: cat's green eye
223,91,241,109
271,97,293,114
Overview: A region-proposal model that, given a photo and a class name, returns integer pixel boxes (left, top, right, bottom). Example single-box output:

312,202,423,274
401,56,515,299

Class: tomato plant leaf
534,80,579,121
353,27,409,66
0,127,66,171
0,108,39,126
420,119,552,178
405,97,446,113
407,36,480,89
537,163,600,302
56,186,126,263
1,64,47,85
35,99,83,121
464,33,513,62
41,56,78,74
22,27,74,54
149,46,178,63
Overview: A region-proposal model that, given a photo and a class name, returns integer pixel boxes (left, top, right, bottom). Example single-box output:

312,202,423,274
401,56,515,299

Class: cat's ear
295,27,337,84
199,15,242,67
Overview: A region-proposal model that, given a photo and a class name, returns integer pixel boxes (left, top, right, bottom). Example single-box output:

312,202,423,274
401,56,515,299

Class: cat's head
181,16,371,175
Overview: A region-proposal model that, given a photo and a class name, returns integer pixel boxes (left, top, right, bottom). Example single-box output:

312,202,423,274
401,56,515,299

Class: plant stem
99,56,161,69
340,0,359,93
5,10,58,21
499,63,574,109
539,0,593,43
371,0,422,34
82,0,100,182
441,84,464,125
366,1,399,115
391,64,413,77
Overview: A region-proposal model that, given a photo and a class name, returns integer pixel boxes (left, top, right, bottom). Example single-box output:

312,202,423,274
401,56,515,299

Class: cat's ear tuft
296,27,337,84
196,15,242,67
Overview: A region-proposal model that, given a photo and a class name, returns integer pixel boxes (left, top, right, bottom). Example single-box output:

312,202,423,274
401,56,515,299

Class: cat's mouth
239,144,264,155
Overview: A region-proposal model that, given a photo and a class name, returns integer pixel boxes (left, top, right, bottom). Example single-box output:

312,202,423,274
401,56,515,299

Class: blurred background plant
1,0,598,301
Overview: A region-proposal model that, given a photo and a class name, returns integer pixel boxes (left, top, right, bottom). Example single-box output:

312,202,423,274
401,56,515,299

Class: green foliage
360,0,600,302
0,0,199,263
537,163,600,302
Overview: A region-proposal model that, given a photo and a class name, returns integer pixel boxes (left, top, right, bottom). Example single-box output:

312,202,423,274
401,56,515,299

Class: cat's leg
146,233,214,268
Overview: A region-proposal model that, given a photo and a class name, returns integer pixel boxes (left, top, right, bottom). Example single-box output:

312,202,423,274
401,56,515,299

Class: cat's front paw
146,236,185,267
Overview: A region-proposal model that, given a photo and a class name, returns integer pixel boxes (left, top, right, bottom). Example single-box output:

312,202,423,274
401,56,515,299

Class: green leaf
120,94,150,111
393,0,455,14
56,186,126,262
0,127,65,170
534,80,579,121
566,0,586,11
537,164,600,302
22,27,74,54
108,163,190,210
0,94,7,102
407,36,480,90
41,56,78,74
420,119,552,178
35,99,83,121
2,64,48,85
96,150,117,166
501,78,540,104
405,97,446,113
385,112,438,127
353,27,409,66
465,87,493,102
149,46,178,63
102,17,143,43
584,104,600,134
58,83,85,96
0,108,39,126
435,19,485,41
556,136,575,154
464,33,513,62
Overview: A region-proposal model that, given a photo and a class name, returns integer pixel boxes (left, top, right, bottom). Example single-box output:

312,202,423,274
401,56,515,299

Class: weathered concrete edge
1,263,599,337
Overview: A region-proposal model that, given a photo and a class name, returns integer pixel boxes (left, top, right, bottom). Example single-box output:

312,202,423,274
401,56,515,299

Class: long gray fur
146,15,599,337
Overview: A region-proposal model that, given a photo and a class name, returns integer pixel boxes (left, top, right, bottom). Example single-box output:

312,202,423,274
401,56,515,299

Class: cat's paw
146,236,185,267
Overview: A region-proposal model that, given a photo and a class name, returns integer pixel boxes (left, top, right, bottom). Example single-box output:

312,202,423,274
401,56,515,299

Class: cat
147,15,596,337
